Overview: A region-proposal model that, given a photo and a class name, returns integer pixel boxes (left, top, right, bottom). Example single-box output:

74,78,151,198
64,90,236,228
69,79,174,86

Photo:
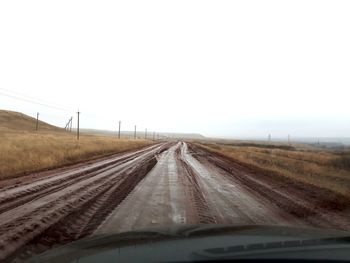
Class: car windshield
0,1,349,262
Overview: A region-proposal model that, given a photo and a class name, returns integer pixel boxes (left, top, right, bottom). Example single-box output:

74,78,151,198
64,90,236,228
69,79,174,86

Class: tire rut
0,147,154,214
175,146,216,224
7,156,158,262
0,144,166,262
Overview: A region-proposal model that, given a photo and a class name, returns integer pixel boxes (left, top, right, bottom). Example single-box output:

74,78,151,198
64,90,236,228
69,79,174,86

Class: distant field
196,140,350,198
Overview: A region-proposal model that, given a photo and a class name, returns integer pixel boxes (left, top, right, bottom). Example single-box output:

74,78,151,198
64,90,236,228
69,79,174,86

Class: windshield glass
0,1,349,262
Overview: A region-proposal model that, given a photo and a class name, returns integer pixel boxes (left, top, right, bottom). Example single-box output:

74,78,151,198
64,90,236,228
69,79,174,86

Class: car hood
26,224,350,263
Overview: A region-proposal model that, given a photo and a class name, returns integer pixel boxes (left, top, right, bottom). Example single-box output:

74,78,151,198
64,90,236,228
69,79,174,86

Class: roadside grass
0,131,154,180
196,141,350,198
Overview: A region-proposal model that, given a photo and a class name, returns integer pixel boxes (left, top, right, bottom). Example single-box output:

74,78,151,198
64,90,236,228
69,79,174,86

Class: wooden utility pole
69,117,73,132
65,117,72,130
134,125,137,139
118,121,121,139
36,112,39,131
145,128,147,139
77,110,80,140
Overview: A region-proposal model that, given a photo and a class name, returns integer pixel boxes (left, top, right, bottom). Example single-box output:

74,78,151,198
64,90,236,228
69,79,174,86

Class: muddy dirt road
1,142,349,261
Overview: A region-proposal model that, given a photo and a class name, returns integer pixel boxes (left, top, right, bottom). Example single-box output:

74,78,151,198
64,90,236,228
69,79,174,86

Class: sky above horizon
1,1,349,138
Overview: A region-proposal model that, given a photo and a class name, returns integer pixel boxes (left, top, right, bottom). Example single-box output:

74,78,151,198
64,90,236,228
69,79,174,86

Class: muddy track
0,144,161,203
0,146,158,215
8,157,158,262
175,145,216,224
188,143,350,230
0,144,167,261
2,141,350,262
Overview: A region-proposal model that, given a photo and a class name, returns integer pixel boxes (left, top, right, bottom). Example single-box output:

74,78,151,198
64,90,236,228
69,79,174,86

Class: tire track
0,145,160,214
94,142,197,235
0,144,167,261
176,145,217,224
8,157,158,262
0,155,139,214
179,143,260,225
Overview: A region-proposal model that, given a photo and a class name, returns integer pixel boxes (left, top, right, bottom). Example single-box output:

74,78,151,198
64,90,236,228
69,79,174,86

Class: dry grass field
196,140,350,198
0,110,154,180
0,131,153,180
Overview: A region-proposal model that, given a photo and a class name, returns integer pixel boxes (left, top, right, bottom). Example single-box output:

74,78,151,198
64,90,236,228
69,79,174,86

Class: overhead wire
0,88,157,134
0,88,75,112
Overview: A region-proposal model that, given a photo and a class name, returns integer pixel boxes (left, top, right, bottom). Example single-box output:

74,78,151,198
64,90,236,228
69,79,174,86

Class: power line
0,88,75,111
0,90,74,112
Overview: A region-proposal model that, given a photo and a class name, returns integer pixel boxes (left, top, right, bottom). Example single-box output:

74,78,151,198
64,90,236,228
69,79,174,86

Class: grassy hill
0,110,63,132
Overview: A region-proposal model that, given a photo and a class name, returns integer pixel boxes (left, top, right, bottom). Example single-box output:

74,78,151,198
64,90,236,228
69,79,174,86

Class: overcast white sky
0,0,349,138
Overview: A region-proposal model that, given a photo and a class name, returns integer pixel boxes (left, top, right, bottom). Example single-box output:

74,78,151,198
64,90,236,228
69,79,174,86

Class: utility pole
65,117,72,131
134,125,137,139
77,110,80,140
145,128,147,139
118,121,121,139
69,117,73,132
36,112,39,131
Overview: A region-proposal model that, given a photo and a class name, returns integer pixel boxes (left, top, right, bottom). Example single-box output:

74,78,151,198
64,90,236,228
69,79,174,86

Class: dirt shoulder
190,143,350,227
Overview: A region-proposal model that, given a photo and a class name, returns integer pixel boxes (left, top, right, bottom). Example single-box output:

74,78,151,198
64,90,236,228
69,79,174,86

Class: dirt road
96,142,295,235
1,141,349,261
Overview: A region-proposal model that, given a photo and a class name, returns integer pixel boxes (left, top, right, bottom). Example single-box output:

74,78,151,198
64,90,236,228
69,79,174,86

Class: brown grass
0,110,63,132
196,141,350,198
0,130,154,180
